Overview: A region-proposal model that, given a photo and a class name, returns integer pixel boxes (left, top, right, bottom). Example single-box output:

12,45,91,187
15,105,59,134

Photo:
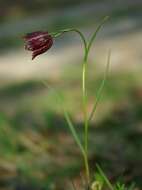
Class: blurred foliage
0,64,142,189
1,0,100,21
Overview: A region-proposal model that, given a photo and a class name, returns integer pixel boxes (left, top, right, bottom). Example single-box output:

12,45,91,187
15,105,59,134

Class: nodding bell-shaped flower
24,31,53,60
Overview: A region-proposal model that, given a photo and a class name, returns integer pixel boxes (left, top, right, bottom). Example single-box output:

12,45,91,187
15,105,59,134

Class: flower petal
32,40,53,60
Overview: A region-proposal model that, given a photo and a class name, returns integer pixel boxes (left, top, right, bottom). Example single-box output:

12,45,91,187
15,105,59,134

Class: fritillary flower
24,31,53,60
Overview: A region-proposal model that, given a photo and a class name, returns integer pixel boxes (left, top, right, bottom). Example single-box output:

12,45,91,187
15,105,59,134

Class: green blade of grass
96,164,114,190
41,80,85,156
88,50,111,123
63,108,85,156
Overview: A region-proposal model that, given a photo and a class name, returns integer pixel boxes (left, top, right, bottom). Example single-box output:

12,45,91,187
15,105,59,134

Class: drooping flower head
24,31,53,60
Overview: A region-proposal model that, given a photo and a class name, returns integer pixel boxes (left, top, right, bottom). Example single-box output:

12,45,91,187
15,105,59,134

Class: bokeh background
0,0,142,189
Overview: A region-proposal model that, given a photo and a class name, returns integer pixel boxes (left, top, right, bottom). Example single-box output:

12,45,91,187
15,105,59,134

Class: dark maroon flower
24,31,53,60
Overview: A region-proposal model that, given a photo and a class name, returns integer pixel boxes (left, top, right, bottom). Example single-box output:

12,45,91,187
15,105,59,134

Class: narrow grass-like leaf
41,80,85,156
87,16,109,56
88,50,111,123
96,164,114,190
63,108,85,156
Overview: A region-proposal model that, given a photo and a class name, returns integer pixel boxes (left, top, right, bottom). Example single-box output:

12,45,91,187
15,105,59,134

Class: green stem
53,28,90,182
49,20,109,183
81,17,109,181
82,57,90,182
52,28,87,55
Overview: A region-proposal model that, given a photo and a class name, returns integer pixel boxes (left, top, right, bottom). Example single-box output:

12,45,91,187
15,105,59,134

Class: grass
0,64,142,189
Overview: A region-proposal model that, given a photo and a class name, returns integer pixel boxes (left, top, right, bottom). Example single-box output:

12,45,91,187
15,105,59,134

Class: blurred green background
0,0,142,189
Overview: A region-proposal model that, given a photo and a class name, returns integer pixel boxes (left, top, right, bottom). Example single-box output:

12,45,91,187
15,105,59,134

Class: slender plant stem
49,18,109,183
82,56,90,182
53,28,90,182
81,17,109,181
81,19,110,180
52,28,87,54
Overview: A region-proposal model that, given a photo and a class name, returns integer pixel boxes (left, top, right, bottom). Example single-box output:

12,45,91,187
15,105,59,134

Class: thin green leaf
41,80,85,156
87,16,109,57
63,108,85,156
96,164,114,190
88,50,111,123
